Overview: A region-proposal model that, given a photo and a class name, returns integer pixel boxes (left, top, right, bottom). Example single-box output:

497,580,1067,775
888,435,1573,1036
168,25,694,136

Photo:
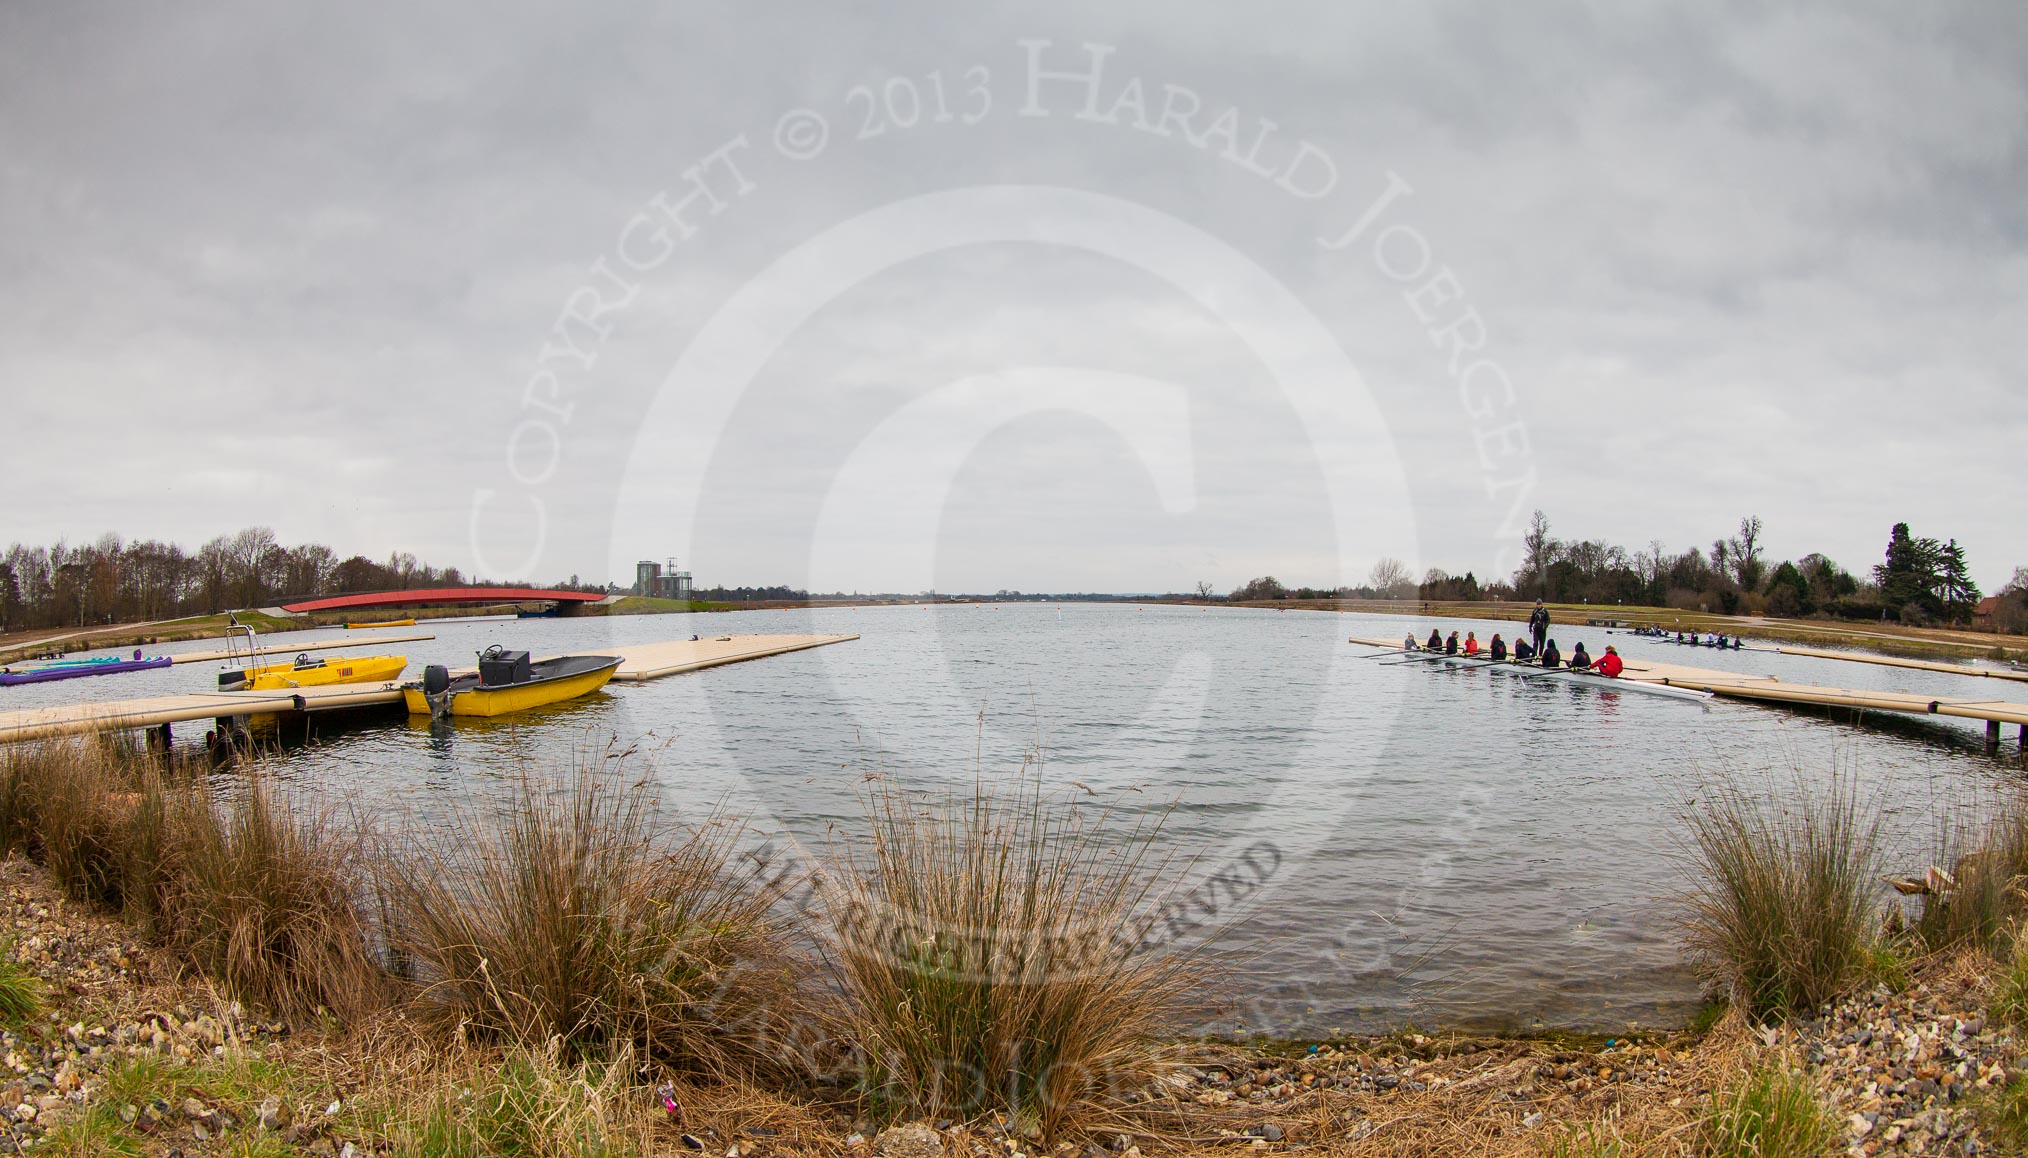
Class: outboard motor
422,664,453,718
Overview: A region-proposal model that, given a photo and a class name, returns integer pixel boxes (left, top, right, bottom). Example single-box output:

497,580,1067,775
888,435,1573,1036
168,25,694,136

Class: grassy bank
0,740,2022,1155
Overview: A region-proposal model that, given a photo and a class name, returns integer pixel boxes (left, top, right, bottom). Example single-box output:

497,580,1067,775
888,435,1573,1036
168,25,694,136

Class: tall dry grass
821,769,1210,1141
1916,802,2028,956
1,740,125,906
165,777,388,1023
380,755,801,1076
1681,776,1882,1020
0,741,386,1025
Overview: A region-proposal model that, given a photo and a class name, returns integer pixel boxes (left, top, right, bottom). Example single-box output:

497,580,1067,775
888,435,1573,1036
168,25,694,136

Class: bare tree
227,526,278,608
1194,579,1215,599
1521,510,1556,597
1633,539,1668,590
1728,515,1767,591
1368,557,1414,597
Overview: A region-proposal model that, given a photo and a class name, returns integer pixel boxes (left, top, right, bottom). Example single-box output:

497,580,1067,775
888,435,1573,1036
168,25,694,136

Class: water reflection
9,604,2024,1034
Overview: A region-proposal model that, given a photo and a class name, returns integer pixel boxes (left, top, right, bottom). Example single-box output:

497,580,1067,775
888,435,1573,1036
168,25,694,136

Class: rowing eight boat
1369,646,1715,703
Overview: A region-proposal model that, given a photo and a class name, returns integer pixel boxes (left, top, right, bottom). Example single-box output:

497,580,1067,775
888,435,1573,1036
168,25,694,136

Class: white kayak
1377,648,1715,704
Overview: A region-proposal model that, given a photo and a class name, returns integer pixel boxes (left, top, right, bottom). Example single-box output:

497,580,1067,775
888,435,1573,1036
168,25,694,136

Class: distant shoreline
6,594,2022,667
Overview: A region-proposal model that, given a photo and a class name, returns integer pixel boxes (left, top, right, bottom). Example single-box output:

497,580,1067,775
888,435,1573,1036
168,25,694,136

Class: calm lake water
14,605,2027,1036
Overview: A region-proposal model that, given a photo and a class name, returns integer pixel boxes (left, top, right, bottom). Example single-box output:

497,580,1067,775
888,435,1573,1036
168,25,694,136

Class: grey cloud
1,1,2021,590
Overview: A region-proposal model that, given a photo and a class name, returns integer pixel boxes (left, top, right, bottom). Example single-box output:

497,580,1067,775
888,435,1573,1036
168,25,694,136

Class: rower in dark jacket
1490,634,1508,661
1541,639,1562,669
1426,629,1443,651
1445,631,1460,655
1569,642,1593,670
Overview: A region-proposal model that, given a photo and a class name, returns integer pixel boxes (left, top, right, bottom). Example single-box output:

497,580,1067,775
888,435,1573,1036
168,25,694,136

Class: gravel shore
0,850,2019,1156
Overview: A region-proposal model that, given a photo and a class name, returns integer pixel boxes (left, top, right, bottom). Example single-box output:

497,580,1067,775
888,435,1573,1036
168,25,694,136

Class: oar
1389,653,1502,668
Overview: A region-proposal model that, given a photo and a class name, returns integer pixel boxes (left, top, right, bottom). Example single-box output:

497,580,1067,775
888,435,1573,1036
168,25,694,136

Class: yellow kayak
219,654,408,692
403,651,621,718
345,618,417,629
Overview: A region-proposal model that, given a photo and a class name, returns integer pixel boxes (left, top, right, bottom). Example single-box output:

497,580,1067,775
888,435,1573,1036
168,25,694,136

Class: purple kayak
0,656,173,685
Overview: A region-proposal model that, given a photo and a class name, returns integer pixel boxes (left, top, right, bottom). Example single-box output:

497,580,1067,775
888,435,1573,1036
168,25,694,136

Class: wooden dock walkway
0,633,857,745
1350,635,2028,748
608,633,859,681
1739,644,2028,684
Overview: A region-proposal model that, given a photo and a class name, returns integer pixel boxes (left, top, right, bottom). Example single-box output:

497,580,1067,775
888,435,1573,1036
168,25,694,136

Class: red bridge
279,587,608,614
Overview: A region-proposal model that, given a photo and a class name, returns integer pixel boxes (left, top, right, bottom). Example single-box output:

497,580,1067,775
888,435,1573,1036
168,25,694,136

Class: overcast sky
3,2,2022,593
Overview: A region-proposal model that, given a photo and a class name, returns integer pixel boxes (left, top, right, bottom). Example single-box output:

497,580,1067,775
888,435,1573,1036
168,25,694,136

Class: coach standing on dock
1529,600,1551,658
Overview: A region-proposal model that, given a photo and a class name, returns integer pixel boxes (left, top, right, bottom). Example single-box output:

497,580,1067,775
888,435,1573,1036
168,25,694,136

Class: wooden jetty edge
1351,635,2028,750
1745,643,2028,684
608,633,858,681
0,633,857,745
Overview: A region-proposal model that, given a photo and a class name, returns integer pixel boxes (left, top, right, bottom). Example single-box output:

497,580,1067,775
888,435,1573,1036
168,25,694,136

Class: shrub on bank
820,772,1209,1142
379,758,800,1076
1682,778,1882,1019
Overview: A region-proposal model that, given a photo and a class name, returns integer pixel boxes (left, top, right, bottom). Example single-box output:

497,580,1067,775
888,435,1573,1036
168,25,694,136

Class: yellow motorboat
403,647,621,718
218,653,409,692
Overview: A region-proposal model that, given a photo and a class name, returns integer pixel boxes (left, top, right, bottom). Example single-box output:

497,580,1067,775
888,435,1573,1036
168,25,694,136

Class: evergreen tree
1936,539,1982,624
1872,523,1980,624
1766,560,1813,617
1875,523,1940,617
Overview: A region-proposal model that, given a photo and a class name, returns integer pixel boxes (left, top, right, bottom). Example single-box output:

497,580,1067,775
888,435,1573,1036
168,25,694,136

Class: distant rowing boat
1373,647,1715,704
344,618,416,629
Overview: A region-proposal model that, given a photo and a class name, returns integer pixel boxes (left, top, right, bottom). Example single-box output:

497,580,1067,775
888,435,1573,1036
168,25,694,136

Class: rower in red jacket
1593,645,1625,678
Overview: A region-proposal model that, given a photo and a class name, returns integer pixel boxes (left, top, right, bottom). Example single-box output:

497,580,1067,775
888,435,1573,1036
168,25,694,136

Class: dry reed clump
379,753,802,1077
164,775,390,1024
0,739,154,911
1916,800,2028,956
1680,776,1882,1021
0,741,387,1026
820,770,1211,1142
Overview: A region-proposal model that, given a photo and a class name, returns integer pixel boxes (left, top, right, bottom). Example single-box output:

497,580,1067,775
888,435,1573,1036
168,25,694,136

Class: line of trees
1227,513,2004,629
1993,570,2028,635
0,528,598,633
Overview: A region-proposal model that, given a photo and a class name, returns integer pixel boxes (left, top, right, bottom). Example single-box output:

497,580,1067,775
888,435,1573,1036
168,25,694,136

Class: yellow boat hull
345,618,417,629
402,661,618,717
238,655,408,691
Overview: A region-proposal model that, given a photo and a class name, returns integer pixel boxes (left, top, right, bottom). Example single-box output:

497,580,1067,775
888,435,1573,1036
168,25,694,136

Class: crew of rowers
1674,630,1743,650
1402,629,1625,676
